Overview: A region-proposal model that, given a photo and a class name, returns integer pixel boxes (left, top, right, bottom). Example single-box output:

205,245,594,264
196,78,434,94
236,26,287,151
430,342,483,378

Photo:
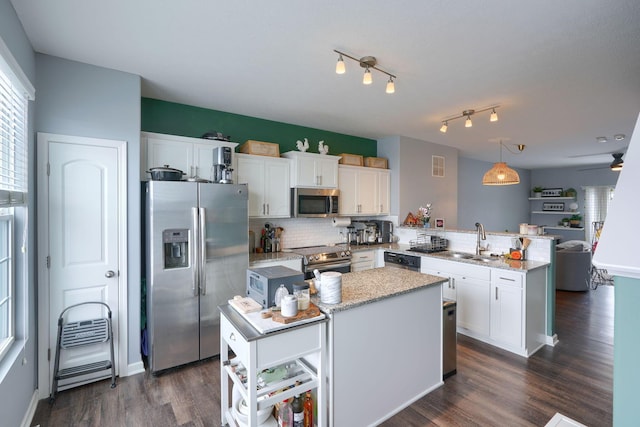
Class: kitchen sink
442,252,474,259
471,256,495,263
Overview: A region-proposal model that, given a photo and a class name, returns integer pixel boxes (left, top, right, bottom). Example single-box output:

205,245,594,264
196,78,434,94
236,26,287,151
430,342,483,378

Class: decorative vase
423,220,430,228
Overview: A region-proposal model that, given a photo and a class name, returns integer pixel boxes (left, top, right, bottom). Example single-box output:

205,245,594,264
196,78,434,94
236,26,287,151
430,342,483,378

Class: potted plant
532,186,544,198
561,217,570,227
564,187,577,198
569,214,582,228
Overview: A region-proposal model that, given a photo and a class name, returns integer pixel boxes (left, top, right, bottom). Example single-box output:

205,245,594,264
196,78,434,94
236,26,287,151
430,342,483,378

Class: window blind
0,60,28,206
583,186,614,243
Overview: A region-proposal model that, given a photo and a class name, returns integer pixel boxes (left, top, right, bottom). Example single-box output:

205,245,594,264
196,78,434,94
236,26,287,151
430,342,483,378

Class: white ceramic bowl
234,398,273,425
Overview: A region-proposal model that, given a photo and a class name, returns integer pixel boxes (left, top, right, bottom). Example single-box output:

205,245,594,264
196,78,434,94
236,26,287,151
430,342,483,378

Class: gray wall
379,136,458,227
35,55,142,366
0,0,37,425
458,157,531,233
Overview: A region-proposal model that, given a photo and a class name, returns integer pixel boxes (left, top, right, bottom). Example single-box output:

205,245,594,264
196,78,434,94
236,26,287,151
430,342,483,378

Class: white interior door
37,133,127,397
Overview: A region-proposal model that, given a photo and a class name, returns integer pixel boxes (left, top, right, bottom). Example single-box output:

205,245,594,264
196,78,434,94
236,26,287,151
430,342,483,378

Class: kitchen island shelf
528,196,575,201
543,226,585,231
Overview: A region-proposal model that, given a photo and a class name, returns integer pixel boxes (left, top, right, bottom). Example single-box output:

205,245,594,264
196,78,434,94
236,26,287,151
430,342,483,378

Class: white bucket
320,271,342,304
519,223,529,234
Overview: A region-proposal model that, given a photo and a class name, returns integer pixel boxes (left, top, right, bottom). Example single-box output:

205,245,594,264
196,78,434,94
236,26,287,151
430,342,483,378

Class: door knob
105,270,116,278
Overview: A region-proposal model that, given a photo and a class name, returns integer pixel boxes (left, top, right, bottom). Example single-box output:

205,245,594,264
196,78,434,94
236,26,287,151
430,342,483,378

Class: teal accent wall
614,276,640,426
141,98,377,156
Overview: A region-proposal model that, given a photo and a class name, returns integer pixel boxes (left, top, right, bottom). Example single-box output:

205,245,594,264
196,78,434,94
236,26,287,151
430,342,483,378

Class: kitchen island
314,266,446,426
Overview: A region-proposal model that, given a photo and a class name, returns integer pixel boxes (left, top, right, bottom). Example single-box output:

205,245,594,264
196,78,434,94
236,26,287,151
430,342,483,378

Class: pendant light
482,141,523,186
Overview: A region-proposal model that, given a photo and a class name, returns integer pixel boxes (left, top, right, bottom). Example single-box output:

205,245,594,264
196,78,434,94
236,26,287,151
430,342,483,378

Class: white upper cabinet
141,132,238,181
282,151,340,188
236,153,290,218
338,165,390,216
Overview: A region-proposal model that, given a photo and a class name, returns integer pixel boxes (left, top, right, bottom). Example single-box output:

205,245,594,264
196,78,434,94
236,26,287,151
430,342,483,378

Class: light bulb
363,67,372,85
465,116,472,128
490,109,498,122
335,55,346,74
385,77,395,94
497,173,505,180
440,122,448,133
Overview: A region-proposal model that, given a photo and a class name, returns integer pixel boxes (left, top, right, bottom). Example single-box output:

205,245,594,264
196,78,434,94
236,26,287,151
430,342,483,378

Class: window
0,36,32,363
583,186,615,244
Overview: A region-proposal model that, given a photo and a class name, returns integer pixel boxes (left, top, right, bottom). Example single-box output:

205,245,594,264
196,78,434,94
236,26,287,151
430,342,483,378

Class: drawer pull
229,332,236,341
499,276,516,282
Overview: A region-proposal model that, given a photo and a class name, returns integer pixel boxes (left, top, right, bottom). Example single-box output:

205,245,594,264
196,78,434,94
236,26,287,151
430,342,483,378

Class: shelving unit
220,305,327,427
529,196,584,233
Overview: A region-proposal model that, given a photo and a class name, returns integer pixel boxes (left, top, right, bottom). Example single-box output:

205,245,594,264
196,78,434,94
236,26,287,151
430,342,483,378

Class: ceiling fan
577,153,624,171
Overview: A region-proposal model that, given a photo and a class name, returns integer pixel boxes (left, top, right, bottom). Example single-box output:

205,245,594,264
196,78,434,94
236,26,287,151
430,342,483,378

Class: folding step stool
50,301,116,402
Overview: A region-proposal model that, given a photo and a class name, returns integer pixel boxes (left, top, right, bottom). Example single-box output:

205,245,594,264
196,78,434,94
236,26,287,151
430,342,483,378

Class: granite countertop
384,244,549,272
313,266,446,314
249,251,303,265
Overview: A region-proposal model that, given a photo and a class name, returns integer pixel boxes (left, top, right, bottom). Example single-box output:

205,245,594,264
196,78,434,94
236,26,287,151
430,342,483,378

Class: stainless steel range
290,245,352,279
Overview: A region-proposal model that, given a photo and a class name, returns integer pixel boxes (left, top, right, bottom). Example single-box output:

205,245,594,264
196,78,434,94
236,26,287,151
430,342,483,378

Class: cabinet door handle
451,277,455,289
495,287,499,300
267,204,270,215
499,276,516,282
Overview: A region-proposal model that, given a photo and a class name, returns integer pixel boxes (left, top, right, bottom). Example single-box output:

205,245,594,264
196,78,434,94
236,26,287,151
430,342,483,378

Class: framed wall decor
435,218,445,229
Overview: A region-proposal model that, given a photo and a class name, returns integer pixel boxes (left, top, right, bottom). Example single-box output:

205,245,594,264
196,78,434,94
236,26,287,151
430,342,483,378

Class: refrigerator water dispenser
163,229,189,269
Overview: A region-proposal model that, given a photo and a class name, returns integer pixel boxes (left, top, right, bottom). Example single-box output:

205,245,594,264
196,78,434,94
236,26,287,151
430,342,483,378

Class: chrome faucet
475,222,486,255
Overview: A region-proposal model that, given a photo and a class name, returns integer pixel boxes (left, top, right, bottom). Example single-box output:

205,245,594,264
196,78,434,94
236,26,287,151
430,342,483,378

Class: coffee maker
212,147,233,183
373,220,394,243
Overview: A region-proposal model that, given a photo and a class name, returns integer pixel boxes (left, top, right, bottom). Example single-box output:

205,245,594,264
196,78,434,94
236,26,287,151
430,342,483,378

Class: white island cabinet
314,267,445,426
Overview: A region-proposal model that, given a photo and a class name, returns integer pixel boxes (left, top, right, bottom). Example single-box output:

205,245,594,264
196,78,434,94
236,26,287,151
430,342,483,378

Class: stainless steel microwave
291,188,340,218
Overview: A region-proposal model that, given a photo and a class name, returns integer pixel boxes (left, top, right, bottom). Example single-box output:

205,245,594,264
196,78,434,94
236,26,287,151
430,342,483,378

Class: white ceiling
10,0,640,169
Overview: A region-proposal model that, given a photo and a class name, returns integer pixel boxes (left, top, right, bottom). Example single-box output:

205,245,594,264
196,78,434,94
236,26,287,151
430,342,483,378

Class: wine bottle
292,394,303,427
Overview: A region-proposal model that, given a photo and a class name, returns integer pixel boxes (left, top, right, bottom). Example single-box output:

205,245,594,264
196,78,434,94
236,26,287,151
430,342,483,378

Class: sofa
555,241,592,291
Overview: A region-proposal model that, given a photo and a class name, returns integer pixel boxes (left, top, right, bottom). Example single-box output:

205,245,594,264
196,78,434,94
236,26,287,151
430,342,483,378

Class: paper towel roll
332,217,352,227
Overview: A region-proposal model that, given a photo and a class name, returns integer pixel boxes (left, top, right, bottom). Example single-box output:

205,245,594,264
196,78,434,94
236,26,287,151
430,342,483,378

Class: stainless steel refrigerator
145,180,248,373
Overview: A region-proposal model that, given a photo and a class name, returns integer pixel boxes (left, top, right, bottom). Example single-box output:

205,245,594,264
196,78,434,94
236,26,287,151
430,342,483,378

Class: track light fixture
334,49,397,94
440,105,500,133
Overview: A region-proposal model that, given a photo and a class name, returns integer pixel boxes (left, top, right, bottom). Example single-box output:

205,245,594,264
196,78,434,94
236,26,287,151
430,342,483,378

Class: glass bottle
292,394,304,427
303,391,313,427
293,282,310,310
278,398,293,427
274,284,288,308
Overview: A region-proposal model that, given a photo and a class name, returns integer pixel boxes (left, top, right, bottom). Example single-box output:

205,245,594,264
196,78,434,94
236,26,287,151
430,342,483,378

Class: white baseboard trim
546,334,559,346
20,389,39,427
126,360,145,377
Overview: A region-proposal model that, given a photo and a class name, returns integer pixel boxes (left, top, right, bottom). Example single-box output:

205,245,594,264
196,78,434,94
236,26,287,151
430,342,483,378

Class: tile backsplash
250,217,347,249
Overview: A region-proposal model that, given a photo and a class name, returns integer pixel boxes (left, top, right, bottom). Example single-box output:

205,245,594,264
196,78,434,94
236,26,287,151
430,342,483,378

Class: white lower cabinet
236,153,290,218
490,270,523,349
350,250,375,272
422,256,547,357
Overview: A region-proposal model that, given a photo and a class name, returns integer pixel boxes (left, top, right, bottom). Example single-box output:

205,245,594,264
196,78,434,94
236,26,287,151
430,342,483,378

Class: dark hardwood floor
32,287,613,427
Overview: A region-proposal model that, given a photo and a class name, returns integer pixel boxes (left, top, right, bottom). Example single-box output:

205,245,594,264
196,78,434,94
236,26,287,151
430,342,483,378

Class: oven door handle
309,260,352,272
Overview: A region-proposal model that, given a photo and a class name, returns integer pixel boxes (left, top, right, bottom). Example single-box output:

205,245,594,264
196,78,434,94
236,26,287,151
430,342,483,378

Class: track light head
336,54,346,74
363,67,373,85
490,108,498,122
385,77,395,94
440,122,448,133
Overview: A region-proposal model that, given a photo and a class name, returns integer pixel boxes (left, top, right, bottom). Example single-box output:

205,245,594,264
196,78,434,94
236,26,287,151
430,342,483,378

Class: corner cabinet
338,165,390,216
282,151,340,188
236,153,290,218
219,305,327,427
141,132,238,181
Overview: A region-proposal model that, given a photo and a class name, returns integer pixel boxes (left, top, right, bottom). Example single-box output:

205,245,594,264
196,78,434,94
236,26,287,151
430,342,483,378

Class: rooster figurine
318,140,329,155
296,138,309,152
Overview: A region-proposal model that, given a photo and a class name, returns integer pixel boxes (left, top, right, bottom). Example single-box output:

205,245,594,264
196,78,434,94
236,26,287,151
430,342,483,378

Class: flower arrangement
417,204,432,226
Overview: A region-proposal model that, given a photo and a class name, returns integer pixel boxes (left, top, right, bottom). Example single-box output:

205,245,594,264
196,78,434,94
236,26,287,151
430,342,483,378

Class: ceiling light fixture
440,105,500,133
333,49,397,94
482,140,524,186
610,152,624,171
614,134,626,141
596,136,608,143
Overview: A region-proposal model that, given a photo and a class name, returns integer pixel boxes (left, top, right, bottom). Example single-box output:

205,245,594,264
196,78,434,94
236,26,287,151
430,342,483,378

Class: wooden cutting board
270,303,321,324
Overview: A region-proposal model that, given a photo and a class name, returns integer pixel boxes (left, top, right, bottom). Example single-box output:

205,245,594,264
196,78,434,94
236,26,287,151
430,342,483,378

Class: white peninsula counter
314,267,446,426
